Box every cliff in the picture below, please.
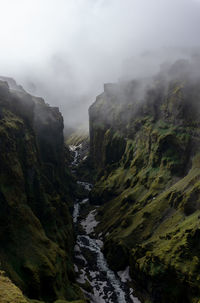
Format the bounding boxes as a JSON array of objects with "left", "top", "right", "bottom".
[
  {"left": 0, "top": 79, "right": 83, "bottom": 302},
  {"left": 89, "top": 59, "right": 200, "bottom": 303}
]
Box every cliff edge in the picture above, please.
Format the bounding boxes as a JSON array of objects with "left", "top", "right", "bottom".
[
  {"left": 0, "top": 79, "right": 83, "bottom": 302},
  {"left": 89, "top": 59, "right": 200, "bottom": 303}
]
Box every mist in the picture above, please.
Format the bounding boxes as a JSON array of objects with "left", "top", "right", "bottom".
[{"left": 1, "top": 0, "right": 200, "bottom": 128}]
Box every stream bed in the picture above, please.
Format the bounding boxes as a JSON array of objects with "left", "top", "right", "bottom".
[{"left": 70, "top": 145, "right": 141, "bottom": 303}]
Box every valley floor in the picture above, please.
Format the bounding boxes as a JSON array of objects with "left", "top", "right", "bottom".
[{"left": 71, "top": 145, "right": 142, "bottom": 303}]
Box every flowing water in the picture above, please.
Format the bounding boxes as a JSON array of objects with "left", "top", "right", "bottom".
[{"left": 70, "top": 145, "right": 141, "bottom": 303}]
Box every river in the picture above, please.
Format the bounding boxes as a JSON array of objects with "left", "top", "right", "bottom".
[{"left": 70, "top": 144, "right": 141, "bottom": 303}]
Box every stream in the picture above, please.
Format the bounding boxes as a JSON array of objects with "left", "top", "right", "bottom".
[{"left": 70, "top": 144, "right": 141, "bottom": 303}]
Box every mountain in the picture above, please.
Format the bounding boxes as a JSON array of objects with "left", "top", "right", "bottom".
[
  {"left": 0, "top": 79, "right": 84, "bottom": 302},
  {"left": 89, "top": 59, "right": 200, "bottom": 303}
]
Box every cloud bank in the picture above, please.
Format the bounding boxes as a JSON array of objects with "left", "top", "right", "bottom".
[{"left": 0, "top": 0, "right": 200, "bottom": 127}]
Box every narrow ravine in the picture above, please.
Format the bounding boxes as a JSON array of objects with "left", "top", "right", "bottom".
[{"left": 70, "top": 144, "right": 141, "bottom": 303}]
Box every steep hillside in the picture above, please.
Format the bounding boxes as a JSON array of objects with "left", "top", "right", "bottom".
[
  {"left": 65, "top": 126, "right": 89, "bottom": 147},
  {"left": 89, "top": 60, "right": 200, "bottom": 303},
  {"left": 0, "top": 79, "right": 84, "bottom": 302}
]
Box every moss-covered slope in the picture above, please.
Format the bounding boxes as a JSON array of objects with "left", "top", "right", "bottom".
[
  {"left": 89, "top": 61, "right": 200, "bottom": 303},
  {"left": 0, "top": 80, "right": 83, "bottom": 302},
  {"left": 0, "top": 270, "right": 29, "bottom": 303}
]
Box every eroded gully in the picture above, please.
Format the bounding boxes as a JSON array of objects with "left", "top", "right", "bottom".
[{"left": 70, "top": 144, "right": 141, "bottom": 303}]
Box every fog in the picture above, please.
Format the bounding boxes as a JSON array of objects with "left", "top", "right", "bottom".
[{"left": 0, "top": 0, "right": 200, "bottom": 128}]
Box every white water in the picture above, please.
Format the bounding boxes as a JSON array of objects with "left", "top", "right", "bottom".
[
  {"left": 117, "top": 267, "right": 132, "bottom": 283},
  {"left": 81, "top": 209, "right": 99, "bottom": 234},
  {"left": 71, "top": 145, "right": 141, "bottom": 303},
  {"left": 77, "top": 235, "right": 127, "bottom": 303},
  {"left": 73, "top": 198, "right": 89, "bottom": 223},
  {"left": 69, "top": 144, "right": 82, "bottom": 166},
  {"left": 73, "top": 201, "right": 80, "bottom": 223},
  {"left": 73, "top": 189, "right": 141, "bottom": 303},
  {"left": 77, "top": 181, "right": 93, "bottom": 191}
]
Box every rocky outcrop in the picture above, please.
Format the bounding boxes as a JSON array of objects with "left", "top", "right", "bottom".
[
  {"left": 0, "top": 80, "right": 83, "bottom": 302},
  {"left": 89, "top": 59, "right": 200, "bottom": 303}
]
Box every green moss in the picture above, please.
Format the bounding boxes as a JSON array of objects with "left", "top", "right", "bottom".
[
  {"left": 0, "top": 83, "right": 83, "bottom": 302},
  {"left": 65, "top": 128, "right": 89, "bottom": 146},
  {"left": 89, "top": 78, "right": 200, "bottom": 302},
  {"left": 0, "top": 271, "right": 29, "bottom": 303}
]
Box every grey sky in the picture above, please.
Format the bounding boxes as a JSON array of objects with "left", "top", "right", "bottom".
[{"left": 0, "top": 0, "right": 200, "bottom": 127}]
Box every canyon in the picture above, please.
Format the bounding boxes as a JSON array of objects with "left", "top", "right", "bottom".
[{"left": 0, "top": 59, "right": 200, "bottom": 303}]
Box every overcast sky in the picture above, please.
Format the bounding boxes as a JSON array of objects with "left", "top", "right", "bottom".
[{"left": 0, "top": 0, "right": 200, "bottom": 127}]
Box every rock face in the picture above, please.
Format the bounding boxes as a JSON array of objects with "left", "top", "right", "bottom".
[
  {"left": 0, "top": 80, "right": 81, "bottom": 302},
  {"left": 89, "top": 59, "right": 200, "bottom": 303}
]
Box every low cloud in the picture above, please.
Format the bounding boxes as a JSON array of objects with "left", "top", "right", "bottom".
[{"left": 0, "top": 0, "right": 200, "bottom": 127}]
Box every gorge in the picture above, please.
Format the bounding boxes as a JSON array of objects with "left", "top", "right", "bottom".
[{"left": 0, "top": 57, "right": 200, "bottom": 303}]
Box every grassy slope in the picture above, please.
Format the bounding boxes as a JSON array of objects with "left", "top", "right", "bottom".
[
  {"left": 65, "top": 127, "right": 89, "bottom": 146},
  {"left": 89, "top": 79, "right": 200, "bottom": 303},
  {"left": 0, "top": 270, "right": 85, "bottom": 303},
  {"left": 0, "top": 81, "right": 86, "bottom": 303},
  {"left": 0, "top": 271, "right": 29, "bottom": 303}
]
